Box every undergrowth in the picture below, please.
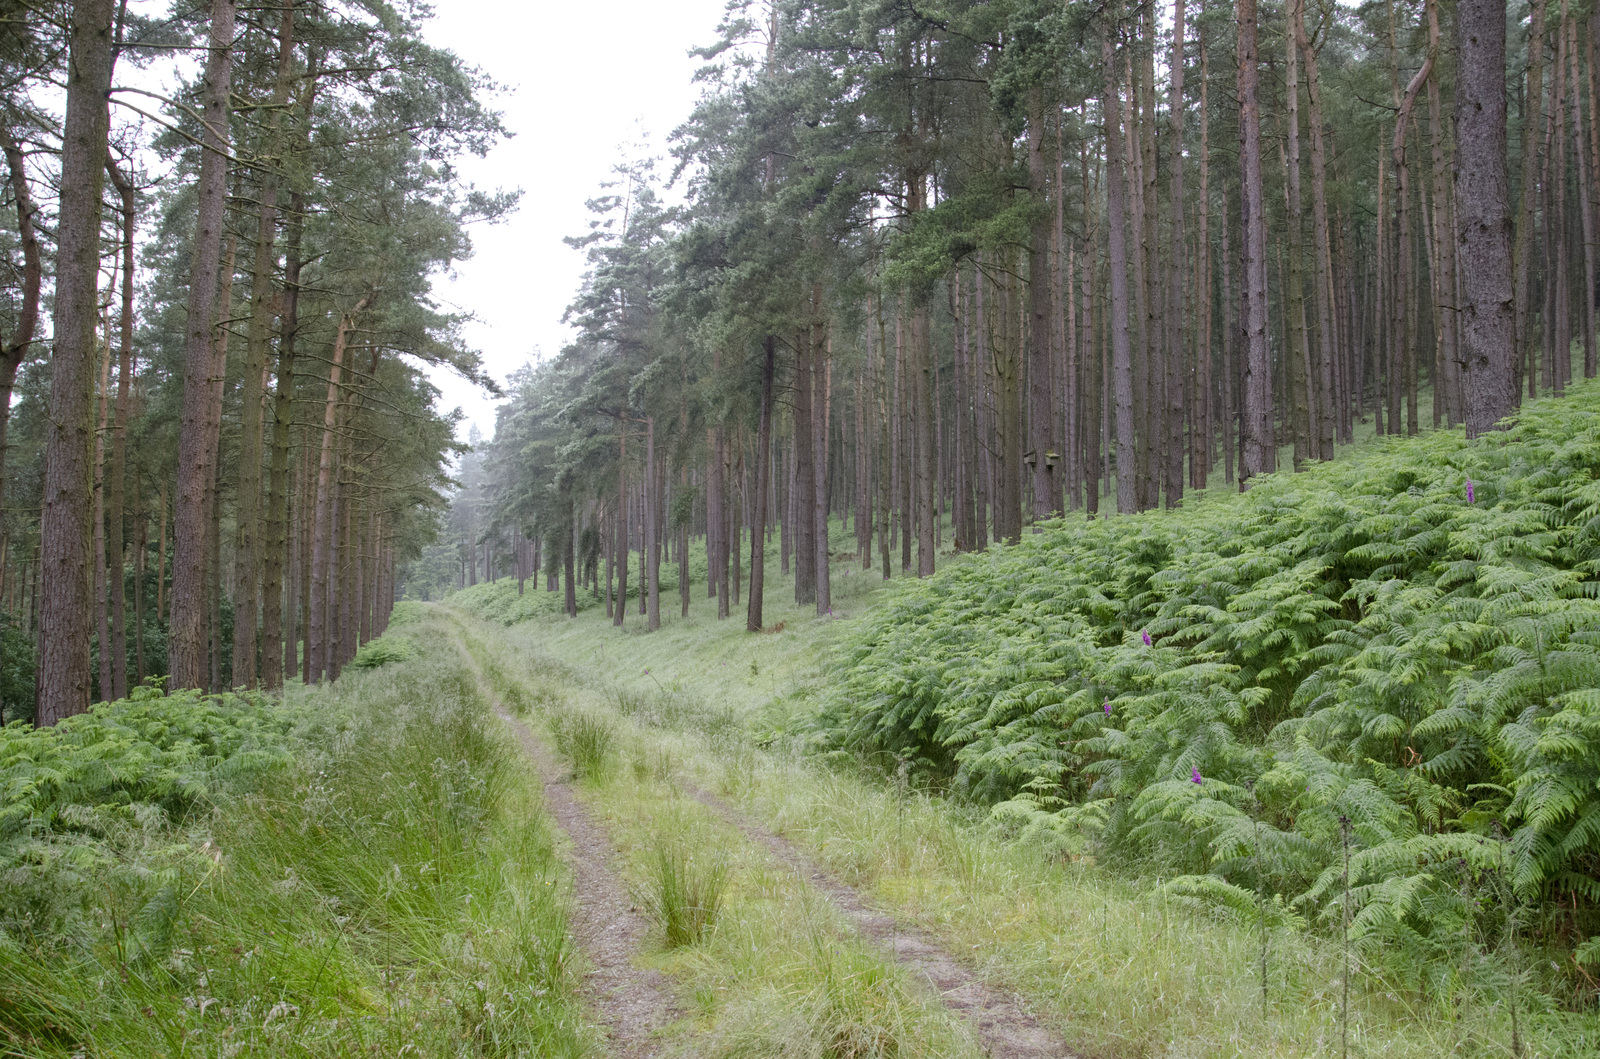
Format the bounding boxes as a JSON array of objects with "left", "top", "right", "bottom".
[
  {"left": 0, "top": 608, "right": 589, "bottom": 1057},
  {"left": 814, "top": 381, "right": 1600, "bottom": 1005}
]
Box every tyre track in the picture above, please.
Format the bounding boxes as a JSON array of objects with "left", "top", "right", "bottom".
[
  {"left": 454, "top": 634, "right": 680, "bottom": 1059},
  {"left": 680, "top": 782, "right": 1074, "bottom": 1059}
]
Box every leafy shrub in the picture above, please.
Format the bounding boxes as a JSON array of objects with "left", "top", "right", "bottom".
[
  {"left": 348, "top": 634, "right": 414, "bottom": 670},
  {"left": 813, "top": 383, "right": 1600, "bottom": 976}
]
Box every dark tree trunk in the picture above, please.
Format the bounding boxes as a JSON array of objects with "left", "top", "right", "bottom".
[
  {"left": 1238, "top": 0, "right": 1275, "bottom": 484},
  {"left": 1027, "top": 90, "right": 1058, "bottom": 521},
  {"left": 0, "top": 125, "right": 42, "bottom": 512},
  {"left": 169, "top": 0, "right": 236, "bottom": 690},
  {"left": 106, "top": 162, "right": 135, "bottom": 700},
  {"left": 37, "top": 0, "right": 116, "bottom": 725},
  {"left": 747, "top": 337, "right": 775, "bottom": 632},
  {"left": 1164, "top": 0, "right": 1187, "bottom": 506},
  {"left": 261, "top": 190, "right": 304, "bottom": 691},
  {"left": 1458, "top": 0, "right": 1518, "bottom": 435},
  {"left": 1103, "top": 30, "right": 1137, "bottom": 514},
  {"left": 232, "top": 0, "right": 295, "bottom": 688}
]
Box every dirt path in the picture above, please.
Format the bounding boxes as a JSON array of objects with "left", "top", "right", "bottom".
[
  {"left": 453, "top": 615, "right": 1074, "bottom": 1058},
  {"left": 453, "top": 635, "right": 680, "bottom": 1058},
  {"left": 681, "top": 783, "right": 1074, "bottom": 1059},
  {"left": 500, "top": 712, "right": 683, "bottom": 1059}
]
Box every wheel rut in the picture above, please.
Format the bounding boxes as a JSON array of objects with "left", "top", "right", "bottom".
[
  {"left": 454, "top": 636, "right": 680, "bottom": 1059},
  {"left": 453, "top": 617, "right": 1075, "bottom": 1058},
  {"left": 680, "top": 783, "right": 1075, "bottom": 1059}
]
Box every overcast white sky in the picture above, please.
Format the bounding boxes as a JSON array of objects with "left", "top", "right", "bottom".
[{"left": 420, "top": 0, "right": 730, "bottom": 441}]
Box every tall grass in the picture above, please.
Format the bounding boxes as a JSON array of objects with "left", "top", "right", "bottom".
[
  {"left": 645, "top": 834, "right": 729, "bottom": 947},
  {"left": 0, "top": 610, "right": 590, "bottom": 1057},
  {"left": 454, "top": 591, "right": 1600, "bottom": 1058}
]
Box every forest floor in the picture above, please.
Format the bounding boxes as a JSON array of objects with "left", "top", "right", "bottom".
[{"left": 439, "top": 536, "right": 1598, "bottom": 1058}]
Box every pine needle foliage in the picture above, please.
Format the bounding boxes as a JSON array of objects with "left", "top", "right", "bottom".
[{"left": 814, "top": 384, "right": 1600, "bottom": 986}]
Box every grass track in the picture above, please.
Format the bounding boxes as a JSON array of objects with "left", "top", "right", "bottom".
[
  {"left": 1, "top": 606, "right": 593, "bottom": 1058},
  {"left": 449, "top": 566, "right": 1600, "bottom": 1058}
]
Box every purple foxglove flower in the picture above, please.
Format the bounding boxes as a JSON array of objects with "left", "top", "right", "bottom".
[
  {"left": 1191, "top": 766, "right": 1203, "bottom": 785},
  {"left": 1141, "top": 629, "right": 1152, "bottom": 647},
  {"left": 1466, "top": 479, "right": 1475, "bottom": 504},
  {"left": 1103, "top": 698, "right": 1112, "bottom": 716}
]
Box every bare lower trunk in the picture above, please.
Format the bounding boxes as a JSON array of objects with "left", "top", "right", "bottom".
[
  {"left": 308, "top": 299, "right": 368, "bottom": 682},
  {"left": 1103, "top": 30, "right": 1137, "bottom": 513},
  {"left": 1238, "top": 0, "right": 1274, "bottom": 484},
  {"left": 37, "top": 0, "right": 116, "bottom": 724},
  {"left": 106, "top": 165, "right": 135, "bottom": 700},
  {"left": 232, "top": 2, "right": 295, "bottom": 689},
  {"left": 261, "top": 189, "right": 304, "bottom": 691},
  {"left": 168, "top": 0, "right": 237, "bottom": 690},
  {"left": 1164, "top": 0, "right": 1187, "bottom": 506},
  {"left": 747, "top": 338, "right": 775, "bottom": 632},
  {"left": 1458, "top": 0, "right": 1518, "bottom": 434}
]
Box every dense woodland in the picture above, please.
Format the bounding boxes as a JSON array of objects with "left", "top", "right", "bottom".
[
  {"left": 461, "top": 0, "right": 1540, "bottom": 636},
  {"left": 447, "top": 0, "right": 1600, "bottom": 996},
  {"left": 0, "top": 0, "right": 505, "bottom": 723},
  {"left": 4, "top": 0, "right": 1600, "bottom": 1038}
]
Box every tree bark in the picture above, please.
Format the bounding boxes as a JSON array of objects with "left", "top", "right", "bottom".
[
  {"left": 106, "top": 162, "right": 135, "bottom": 700},
  {"left": 746, "top": 337, "right": 775, "bottom": 632},
  {"left": 1296, "top": 0, "right": 1339, "bottom": 459},
  {"left": 37, "top": 0, "right": 116, "bottom": 725},
  {"left": 1237, "top": 0, "right": 1274, "bottom": 485},
  {"left": 308, "top": 298, "right": 368, "bottom": 681},
  {"left": 1103, "top": 29, "right": 1137, "bottom": 514},
  {"left": 815, "top": 322, "right": 837, "bottom": 605},
  {"left": 1283, "top": 12, "right": 1311, "bottom": 470},
  {"left": 1164, "top": 0, "right": 1187, "bottom": 506},
  {"left": 1458, "top": 0, "right": 1518, "bottom": 435},
  {"left": 169, "top": 0, "right": 237, "bottom": 690},
  {"left": 1515, "top": 0, "right": 1550, "bottom": 399},
  {"left": 0, "top": 125, "right": 42, "bottom": 509},
  {"left": 1027, "top": 89, "right": 1058, "bottom": 520},
  {"left": 261, "top": 187, "right": 304, "bottom": 691},
  {"left": 232, "top": 0, "right": 295, "bottom": 688}
]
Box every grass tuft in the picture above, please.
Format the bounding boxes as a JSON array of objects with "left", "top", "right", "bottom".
[
  {"left": 549, "top": 709, "right": 616, "bottom": 779},
  {"left": 646, "top": 835, "right": 729, "bottom": 948}
]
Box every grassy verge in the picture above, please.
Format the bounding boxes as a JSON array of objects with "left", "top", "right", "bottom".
[
  {"left": 452, "top": 614, "right": 985, "bottom": 1059},
  {"left": 1, "top": 605, "right": 590, "bottom": 1058},
  {"left": 450, "top": 567, "right": 1600, "bottom": 1057}
]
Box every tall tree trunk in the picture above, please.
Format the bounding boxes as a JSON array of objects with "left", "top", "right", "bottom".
[
  {"left": 1027, "top": 90, "right": 1058, "bottom": 520},
  {"left": 794, "top": 317, "right": 817, "bottom": 603},
  {"left": 1516, "top": 0, "right": 1550, "bottom": 399},
  {"left": 232, "top": 0, "right": 295, "bottom": 688},
  {"left": 1104, "top": 30, "right": 1137, "bottom": 514},
  {"left": 106, "top": 162, "right": 135, "bottom": 700},
  {"left": 1458, "top": 0, "right": 1518, "bottom": 435},
  {"left": 1284, "top": 14, "right": 1311, "bottom": 470},
  {"left": 169, "top": 0, "right": 237, "bottom": 690},
  {"left": 37, "top": 0, "right": 116, "bottom": 725},
  {"left": 1164, "top": 0, "right": 1187, "bottom": 506},
  {"left": 615, "top": 424, "right": 628, "bottom": 626},
  {"left": 1237, "top": 0, "right": 1275, "bottom": 484},
  {"left": 815, "top": 322, "right": 836, "bottom": 606},
  {"left": 0, "top": 126, "right": 42, "bottom": 514},
  {"left": 1564, "top": 2, "right": 1598, "bottom": 383},
  {"left": 261, "top": 187, "right": 304, "bottom": 691},
  {"left": 307, "top": 298, "right": 368, "bottom": 682},
  {"left": 645, "top": 416, "right": 660, "bottom": 630},
  {"left": 1296, "top": 0, "right": 1339, "bottom": 459},
  {"left": 747, "top": 337, "right": 775, "bottom": 632},
  {"left": 1395, "top": 54, "right": 1433, "bottom": 436},
  {"left": 94, "top": 313, "right": 111, "bottom": 700},
  {"left": 913, "top": 301, "right": 936, "bottom": 574}
]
